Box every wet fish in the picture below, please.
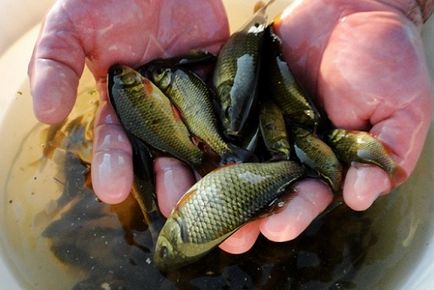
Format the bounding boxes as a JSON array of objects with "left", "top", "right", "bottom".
[
  {"left": 259, "top": 100, "right": 291, "bottom": 160},
  {"left": 212, "top": 5, "right": 271, "bottom": 138},
  {"left": 129, "top": 136, "right": 165, "bottom": 242},
  {"left": 264, "top": 26, "right": 319, "bottom": 127},
  {"left": 327, "top": 129, "right": 400, "bottom": 176},
  {"left": 292, "top": 127, "right": 343, "bottom": 193},
  {"left": 139, "top": 50, "right": 216, "bottom": 74},
  {"left": 154, "top": 160, "right": 304, "bottom": 270},
  {"left": 148, "top": 66, "right": 237, "bottom": 161},
  {"left": 108, "top": 64, "right": 203, "bottom": 167}
]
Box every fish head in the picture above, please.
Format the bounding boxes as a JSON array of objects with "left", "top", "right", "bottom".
[
  {"left": 107, "top": 64, "right": 147, "bottom": 114},
  {"left": 154, "top": 215, "right": 186, "bottom": 271},
  {"left": 327, "top": 129, "right": 346, "bottom": 144},
  {"left": 148, "top": 65, "right": 173, "bottom": 91},
  {"left": 108, "top": 64, "right": 143, "bottom": 88}
]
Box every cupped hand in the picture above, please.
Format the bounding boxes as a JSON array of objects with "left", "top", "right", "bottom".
[
  {"left": 157, "top": 0, "right": 433, "bottom": 254},
  {"left": 28, "top": 0, "right": 229, "bottom": 203},
  {"left": 30, "top": 0, "right": 433, "bottom": 256}
]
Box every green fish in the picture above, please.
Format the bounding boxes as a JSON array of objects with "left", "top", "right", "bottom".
[
  {"left": 148, "top": 66, "right": 236, "bottom": 160},
  {"left": 292, "top": 127, "right": 343, "bottom": 193},
  {"left": 154, "top": 160, "right": 304, "bottom": 270},
  {"left": 264, "top": 26, "right": 319, "bottom": 127},
  {"left": 259, "top": 100, "right": 291, "bottom": 160},
  {"left": 212, "top": 7, "right": 270, "bottom": 139},
  {"left": 108, "top": 64, "right": 203, "bottom": 167},
  {"left": 129, "top": 136, "right": 164, "bottom": 242},
  {"left": 327, "top": 129, "right": 401, "bottom": 178},
  {"left": 138, "top": 50, "right": 216, "bottom": 73}
]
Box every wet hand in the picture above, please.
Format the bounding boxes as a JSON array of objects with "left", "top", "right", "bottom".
[
  {"left": 28, "top": 0, "right": 229, "bottom": 203},
  {"left": 158, "top": 0, "right": 433, "bottom": 254}
]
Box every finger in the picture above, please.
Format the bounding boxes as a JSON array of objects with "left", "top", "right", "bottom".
[
  {"left": 260, "top": 179, "right": 333, "bottom": 242},
  {"left": 319, "top": 11, "right": 433, "bottom": 209},
  {"left": 218, "top": 221, "right": 261, "bottom": 254},
  {"left": 343, "top": 165, "right": 391, "bottom": 211},
  {"left": 91, "top": 101, "right": 133, "bottom": 204},
  {"left": 154, "top": 157, "right": 195, "bottom": 217},
  {"left": 28, "top": 3, "right": 85, "bottom": 124}
]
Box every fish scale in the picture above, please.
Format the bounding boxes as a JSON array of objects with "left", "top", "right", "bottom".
[
  {"left": 152, "top": 68, "right": 231, "bottom": 156},
  {"left": 175, "top": 161, "right": 304, "bottom": 244},
  {"left": 265, "top": 27, "right": 318, "bottom": 127},
  {"left": 327, "top": 129, "right": 398, "bottom": 175},
  {"left": 213, "top": 16, "right": 266, "bottom": 137},
  {"left": 108, "top": 65, "right": 203, "bottom": 167}
]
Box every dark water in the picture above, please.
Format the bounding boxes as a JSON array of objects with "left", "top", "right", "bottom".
[
  {"left": 3, "top": 72, "right": 432, "bottom": 290},
  {"left": 42, "top": 148, "right": 375, "bottom": 290}
]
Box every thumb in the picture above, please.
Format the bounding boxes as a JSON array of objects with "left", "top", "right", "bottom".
[{"left": 28, "top": 2, "right": 85, "bottom": 124}]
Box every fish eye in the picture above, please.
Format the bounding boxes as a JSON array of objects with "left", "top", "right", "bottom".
[
  {"left": 225, "top": 106, "right": 232, "bottom": 116},
  {"left": 159, "top": 245, "right": 169, "bottom": 259},
  {"left": 123, "top": 73, "right": 137, "bottom": 85}
]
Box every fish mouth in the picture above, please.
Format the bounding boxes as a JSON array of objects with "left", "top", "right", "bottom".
[{"left": 108, "top": 64, "right": 124, "bottom": 77}]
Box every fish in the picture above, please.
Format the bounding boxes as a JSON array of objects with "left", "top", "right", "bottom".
[
  {"left": 138, "top": 50, "right": 216, "bottom": 74},
  {"left": 108, "top": 64, "right": 203, "bottom": 167},
  {"left": 148, "top": 65, "right": 246, "bottom": 163},
  {"left": 212, "top": 3, "right": 272, "bottom": 139},
  {"left": 264, "top": 26, "right": 319, "bottom": 127},
  {"left": 154, "top": 160, "right": 305, "bottom": 270},
  {"left": 291, "top": 127, "right": 343, "bottom": 193},
  {"left": 129, "top": 136, "right": 165, "bottom": 242},
  {"left": 326, "top": 129, "right": 402, "bottom": 179},
  {"left": 259, "top": 100, "right": 291, "bottom": 160}
]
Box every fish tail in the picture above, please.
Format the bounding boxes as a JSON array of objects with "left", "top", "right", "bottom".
[{"left": 389, "top": 164, "right": 407, "bottom": 186}]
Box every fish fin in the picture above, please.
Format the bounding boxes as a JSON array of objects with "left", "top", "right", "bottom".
[
  {"left": 316, "top": 197, "right": 345, "bottom": 221},
  {"left": 175, "top": 187, "right": 198, "bottom": 209},
  {"left": 142, "top": 78, "right": 155, "bottom": 95},
  {"left": 191, "top": 135, "right": 203, "bottom": 147},
  {"left": 390, "top": 165, "right": 407, "bottom": 186},
  {"left": 257, "top": 189, "right": 296, "bottom": 218},
  {"left": 194, "top": 158, "right": 220, "bottom": 177},
  {"left": 220, "top": 144, "right": 258, "bottom": 164},
  {"left": 171, "top": 104, "right": 184, "bottom": 123},
  {"left": 138, "top": 51, "right": 216, "bottom": 74}
]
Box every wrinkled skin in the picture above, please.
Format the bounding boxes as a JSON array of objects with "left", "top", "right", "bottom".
[
  {"left": 29, "top": 0, "right": 433, "bottom": 255},
  {"left": 28, "top": 0, "right": 228, "bottom": 203}
]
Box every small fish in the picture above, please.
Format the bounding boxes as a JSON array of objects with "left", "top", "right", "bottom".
[
  {"left": 138, "top": 50, "right": 216, "bottom": 74},
  {"left": 264, "top": 26, "right": 319, "bottom": 127},
  {"left": 129, "top": 136, "right": 164, "bottom": 242},
  {"left": 259, "top": 100, "right": 291, "bottom": 160},
  {"left": 212, "top": 4, "right": 272, "bottom": 138},
  {"left": 327, "top": 129, "right": 401, "bottom": 178},
  {"left": 292, "top": 127, "right": 343, "bottom": 193},
  {"left": 154, "top": 160, "right": 304, "bottom": 270},
  {"left": 148, "top": 66, "right": 243, "bottom": 162},
  {"left": 108, "top": 64, "right": 203, "bottom": 167}
]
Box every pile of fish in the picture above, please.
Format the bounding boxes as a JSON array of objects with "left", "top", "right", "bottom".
[{"left": 107, "top": 6, "right": 400, "bottom": 271}]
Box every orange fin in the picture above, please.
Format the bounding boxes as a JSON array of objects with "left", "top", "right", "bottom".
[
  {"left": 143, "top": 79, "right": 154, "bottom": 95},
  {"left": 171, "top": 105, "right": 183, "bottom": 123}
]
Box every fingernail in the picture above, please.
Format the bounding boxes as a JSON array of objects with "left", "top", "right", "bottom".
[
  {"left": 155, "top": 157, "right": 195, "bottom": 217},
  {"left": 343, "top": 166, "right": 391, "bottom": 211},
  {"left": 92, "top": 151, "right": 133, "bottom": 204}
]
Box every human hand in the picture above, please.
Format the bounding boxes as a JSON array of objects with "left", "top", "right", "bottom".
[
  {"left": 157, "top": 0, "right": 433, "bottom": 254},
  {"left": 28, "top": 0, "right": 229, "bottom": 204}
]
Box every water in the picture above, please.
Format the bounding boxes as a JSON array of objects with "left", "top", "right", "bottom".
[
  {"left": 0, "top": 67, "right": 433, "bottom": 290},
  {"left": 1, "top": 1, "right": 434, "bottom": 289}
]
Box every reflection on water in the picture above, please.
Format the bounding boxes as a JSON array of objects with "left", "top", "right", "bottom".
[{"left": 2, "top": 68, "right": 433, "bottom": 290}]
